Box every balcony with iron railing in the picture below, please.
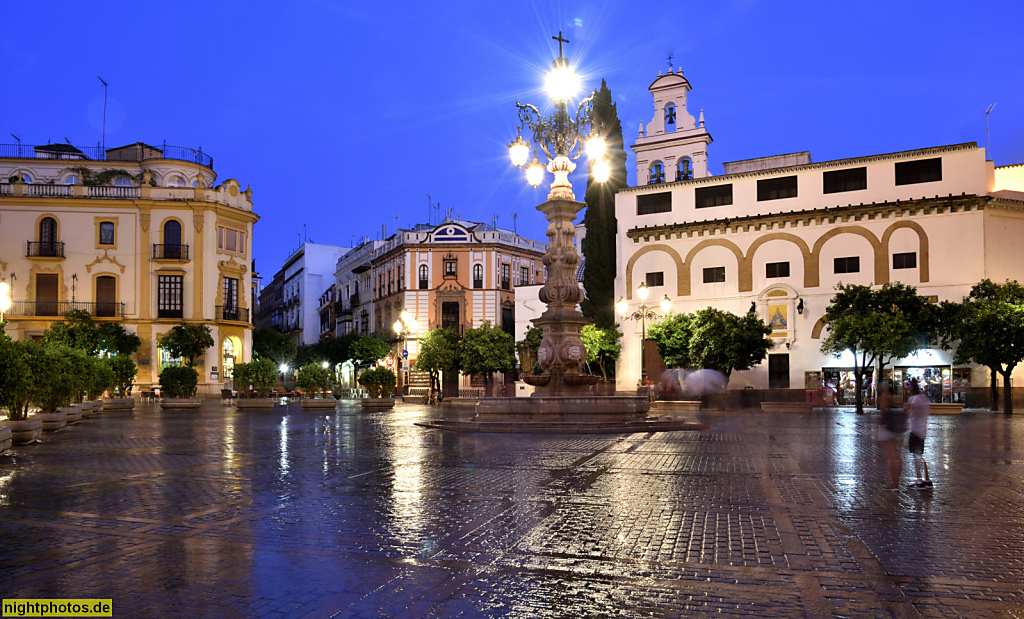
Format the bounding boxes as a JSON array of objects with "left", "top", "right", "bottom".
[
  {"left": 153, "top": 244, "right": 189, "bottom": 260},
  {"left": 26, "top": 241, "right": 65, "bottom": 258},
  {"left": 5, "top": 300, "right": 125, "bottom": 318},
  {"left": 216, "top": 305, "right": 249, "bottom": 323},
  {"left": 0, "top": 142, "right": 213, "bottom": 169}
]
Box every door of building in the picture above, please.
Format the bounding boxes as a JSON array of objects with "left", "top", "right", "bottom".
[
  {"left": 36, "top": 273, "right": 58, "bottom": 316},
  {"left": 768, "top": 354, "right": 790, "bottom": 389}
]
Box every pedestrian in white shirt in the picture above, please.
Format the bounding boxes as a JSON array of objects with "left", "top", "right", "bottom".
[{"left": 907, "top": 379, "right": 933, "bottom": 490}]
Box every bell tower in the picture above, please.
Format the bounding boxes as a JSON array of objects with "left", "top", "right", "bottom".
[{"left": 631, "top": 68, "right": 713, "bottom": 185}]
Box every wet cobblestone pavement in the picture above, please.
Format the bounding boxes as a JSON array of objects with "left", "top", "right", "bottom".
[{"left": 1, "top": 401, "right": 1023, "bottom": 617}]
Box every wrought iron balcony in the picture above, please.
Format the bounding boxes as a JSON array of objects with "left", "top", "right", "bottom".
[
  {"left": 5, "top": 300, "right": 125, "bottom": 318},
  {"left": 216, "top": 305, "right": 249, "bottom": 322},
  {"left": 26, "top": 241, "right": 65, "bottom": 258},
  {"left": 153, "top": 244, "right": 189, "bottom": 260}
]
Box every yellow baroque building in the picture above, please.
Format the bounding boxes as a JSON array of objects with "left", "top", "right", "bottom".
[{"left": 0, "top": 141, "right": 257, "bottom": 395}]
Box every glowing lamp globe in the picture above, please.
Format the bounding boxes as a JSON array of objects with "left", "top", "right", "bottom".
[
  {"left": 393, "top": 320, "right": 403, "bottom": 334},
  {"left": 508, "top": 135, "right": 530, "bottom": 168},
  {"left": 615, "top": 297, "right": 627, "bottom": 317},
  {"left": 545, "top": 61, "right": 579, "bottom": 103},
  {"left": 586, "top": 136, "right": 606, "bottom": 160},
  {"left": 593, "top": 159, "right": 611, "bottom": 183},
  {"left": 526, "top": 158, "right": 545, "bottom": 187},
  {"left": 660, "top": 295, "right": 672, "bottom": 314},
  {"left": 637, "top": 283, "right": 649, "bottom": 301}
]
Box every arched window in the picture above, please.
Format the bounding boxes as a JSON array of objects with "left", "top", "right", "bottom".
[
  {"left": 64, "top": 175, "right": 79, "bottom": 185},
  {"left": 473, "top": 264, "right": 483, "bottom": 288},
  {"left": 649, "top": 162, "right": 665, "bottom": 184},
  {"left": 20, "top": 173, "right": 34, "bottom": 184},
  {"left": 418, "top": 264, "right": 429, "bottom": 289},
  {"left": 163, "top": 220, "right": 182, "bottom": 259},
  {"left": 114, "top": 176, "right": 132, "bottom": 186},
  {"left": 665, "top": 104, "right": 677, "bottom": 132},
  {"left": 167, "top": 175, "right": 185, "bottom": 187},
  {"left": 677, "top": 158, "right": 693, "bottom": 181},
  {"left": 37, "top": 216, "right": 59, "bottom": 257}
]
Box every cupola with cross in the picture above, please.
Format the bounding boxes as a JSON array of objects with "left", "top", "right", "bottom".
[{"left": 632, "top": 64, "right": 713, "bottom": 186}]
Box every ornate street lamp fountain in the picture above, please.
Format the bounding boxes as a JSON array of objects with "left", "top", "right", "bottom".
[{"left": 419, "top": 34, "right": 698, "bottom": 432}]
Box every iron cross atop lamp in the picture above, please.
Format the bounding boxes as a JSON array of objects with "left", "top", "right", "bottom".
[{"left": 616, "top": 283, "right": 672, "bottom": 386}]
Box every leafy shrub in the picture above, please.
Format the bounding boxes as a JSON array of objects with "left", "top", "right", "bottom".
[
  {"left": 109, "top": 354, "right": 137, "bottom": 397},
  {"left": 0, "top": 336, "right": 31, "bottom": 420},
  {"left": 160, "top": 366, "right": 199, "bottom": 398},
  {"left": 296, "top": 363, "right": 333, "bottom": 398},
  {"left": 86, "top": 357, "right": 116, "bottom": 400},
  {"left": 26, "top": 341, "right": 79, "bottom": 413},
  {"left": 232, "top": 359, "right": 279, "bottom": 398},
  {"left": 358, "top": 366, "right": 396, "bottom": 398}
]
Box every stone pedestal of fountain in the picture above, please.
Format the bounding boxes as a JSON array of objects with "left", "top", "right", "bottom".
[{"left": 418, "top": 190, "right": 701, "bottom": 434}]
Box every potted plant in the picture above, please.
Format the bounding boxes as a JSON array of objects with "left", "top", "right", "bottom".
[
  {"left": 297, "top": 363, "right": 337, "bottom": 409},
  {"left": 83, "top": 356, "right": 114, "bottom": 417},
  {"left": 159, "top": 365, "right": 201, "bottom": 409},
  {"left": 233, "top": 359, "right": 278, "bottom": 410},
  {"left": 57, "top": 347, "right": 92, "bottom": 424},
  {"left": 26, "top": 341, "right": 78, "bottom": 432},
  {"left": 358, "top": 366, "right": 397, "bottom": 409},
  {"left": 0, "top": 334, "right": 41, "bottom": 446},
  {"left": 103, "top": 354, "right": 138, "bottom": 410}
]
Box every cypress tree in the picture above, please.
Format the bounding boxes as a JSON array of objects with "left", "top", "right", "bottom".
[{"left": 580, "top": 79, "right": 626, "bottom": 329}]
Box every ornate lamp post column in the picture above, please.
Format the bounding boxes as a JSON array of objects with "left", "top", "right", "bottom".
[
  {"left": 508, "top": 32, "right": 609, "bottom": 395},
  {"left": 616, "top": 283, "right": 672, "bottom": 388}
]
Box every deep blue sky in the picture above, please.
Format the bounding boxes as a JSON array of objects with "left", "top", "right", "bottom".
[{"left": 4, "top": 1, "right": 1022, "bottom": 281}]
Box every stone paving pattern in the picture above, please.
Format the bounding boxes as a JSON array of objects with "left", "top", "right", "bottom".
[{"left": 1, "top": 401, "right": 1023, "bottom": 617}]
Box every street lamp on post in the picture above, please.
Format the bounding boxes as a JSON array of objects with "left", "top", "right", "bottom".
[
  {"left": 616, "top": 283, "right": 672, "bottom": 388},
  {"left": 393, "top": 310, "right": 419, "bottom": 396}
]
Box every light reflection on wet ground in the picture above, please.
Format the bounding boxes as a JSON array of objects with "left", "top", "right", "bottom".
[{"left": 1, "top": 401, "right": 1023, "bottom": 617}]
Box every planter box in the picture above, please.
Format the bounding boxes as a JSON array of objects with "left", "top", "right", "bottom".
[
  {"left": 58, "top": 406, "right": 82, "bottom": 424},
  {"left": 82, "top": 400, "right": 103, "bottom": 417},
  {"left": 300, "top": 397, "right": 338, "bottom": 409},
  {"left": 0, "top": 427, "right": 11, "bottom": 453},
  {"left": 36, "top": 411, "right": 67, "bottom": 432},
  {"left": 103, "top": 398, "right": 136, "bottom": 411},
  {"left": 930, "top": 403, "right": 964, "bottom": 415},
  {"left": 235, "top": 398, "right": 276, "bottom": 410},
  {"left": 2, "top": 418, "right": 43, "bottom": 445},
  {"left": 160, "top": 398, "right": 202, "bottom": 410},
  {"left": 402, "top": 395, "right": 427, "bottom": 404},
  {"left": 760, "top": 402, "right": 815, "bottom": 413},
  {"left": 361, "top": 398, "right": 396, "bottom": 410},
  {"left": 652, "top": 400, "right": 702, "bottom": 413}
]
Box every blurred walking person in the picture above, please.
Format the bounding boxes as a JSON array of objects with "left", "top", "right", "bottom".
[
  {"left": 877, "top": 383, "right": 907, "bottom": 491},
  {"left": 906, "top": 379, "right": 933, "bottom": 489}
]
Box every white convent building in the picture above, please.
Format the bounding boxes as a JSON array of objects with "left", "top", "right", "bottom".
[{"left": 614, "top": 68, "right": 1024, "bottom": 405}]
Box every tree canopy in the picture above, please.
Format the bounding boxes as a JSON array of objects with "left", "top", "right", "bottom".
[
  {"left": 580, "top": 323, "right": 622, "bottom": 379},
  {"left": 252, "top": 328, "right": 297, "bottom": 365},
  {"left": 351, "top": 334, "right": 392, "bottom": 367},
  {"left": 647, "top": 308, "right": 773, "bottom": 382},
  {"left": 413, "top": 328, "right": 461, "bottom": 394},
  {"left": 819, "top": 282, "right": 934, "bottom": 414},
  {"left": 157, "top": 323, "right": 214, "bottom": 367},
  {"left": 581, "top": 79, "right": 626, "bottom": 329},
  {"left": 460, "top": 320, "right": 516, "bottom": 383},
  {"left": 938, "top": 279, "right": 1024, "bottom": 413}
]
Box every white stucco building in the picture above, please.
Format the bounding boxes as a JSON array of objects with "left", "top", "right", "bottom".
[
  {"left": 614, "top": 70, "right": 1024, "bottom": 404},
  {"left": 274, "top": 242, "right": 348, "bottom": 346}
]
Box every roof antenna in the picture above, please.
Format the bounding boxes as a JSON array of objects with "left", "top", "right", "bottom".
[
  {"left": 986, "top": 103, "right": 996, "bottom": 162},
  {"left": 97, "top": 76, "right": 108, "bottom": 151}
]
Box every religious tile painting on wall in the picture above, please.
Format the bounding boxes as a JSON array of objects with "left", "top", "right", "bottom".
[{"left": 768, "top": 304, "right": 788, "bottom": 336}]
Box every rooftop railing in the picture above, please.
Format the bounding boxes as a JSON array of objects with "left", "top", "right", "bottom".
[{"left": 0, "top": 143, "right": 213, "bottom": 169}]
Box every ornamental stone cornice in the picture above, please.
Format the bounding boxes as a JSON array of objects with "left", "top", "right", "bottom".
[
  {"left": 620, "top": 142, "right": 979, "bottom": 194},
  {"left": 627, "top": 194, "right": 990, "bottom": 243}
]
